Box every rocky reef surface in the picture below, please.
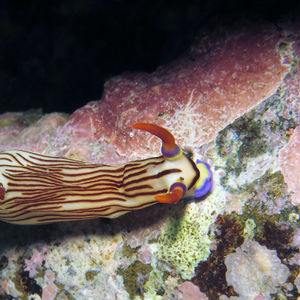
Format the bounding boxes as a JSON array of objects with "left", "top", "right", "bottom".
[{"left": 0, "top": 19, "right": 299, "bottom": 299}]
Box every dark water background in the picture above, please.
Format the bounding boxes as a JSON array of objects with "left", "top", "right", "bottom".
[{"left": 0, "top": 0, "right": 298, "bottom": 114}]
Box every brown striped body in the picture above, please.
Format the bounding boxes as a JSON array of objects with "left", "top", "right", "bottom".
[{"left": 0, "top": 150, "right": 199, "bottom": 224}]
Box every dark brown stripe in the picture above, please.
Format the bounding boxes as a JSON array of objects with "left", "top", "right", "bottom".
[
  {"left": 0, "top": 157, "right": 13, "bottom": 162},
  {"left": 124, "top": 184, "right": 152, "bottom": 192},
  {"left": 187, "top": 157, "right": 200, "bottom": 189},
  {"left": 2, "top": 152, "right": 24, "bottom": 166},
  {"left": 122, "top": 169, "right": 181, "bottom": 188}
]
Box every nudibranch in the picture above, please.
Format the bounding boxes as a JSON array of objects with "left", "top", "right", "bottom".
[{"left": 0, "top": 123, "right": 212, "bottom": 225}]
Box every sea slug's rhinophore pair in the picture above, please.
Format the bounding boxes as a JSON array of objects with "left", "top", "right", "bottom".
[{"left": 0, "top": 123, "right": 212, "bottom": 225}]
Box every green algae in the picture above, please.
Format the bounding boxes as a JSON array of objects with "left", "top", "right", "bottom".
[
  {"left": 242, "top": 218, "right": 256, "bottom": 239},
  {"left": 263, "top": 172, "right": 286, "bottom": 199},
  {"left": 0, "top": 110, "right": 42, "bottom": 129},
  {"left": 242, "top": 170, "right": 295, "bottom": 218},
  {"left": 121, "top": 243, "right": 139, "bottom": 259},
  {"left": 143, "top": 268, "right": 170, "bottom": 298},
  {"left": 232, "top": 204, "right": 292, "bottom": 242},
  {"left": 55, "top": 287, "right": 76, "bottom": 300},
  {"left": 233, "top": 117, "right": 267, "bottom": 158},
  {"left": 288, "top": 212, "right": 299, "bottom": 223},
  {"left": 226, "top": 193, "right": 297, "bottom": 248},
  {"left": 217, "top": 116, "right": 267, "bottom": 162},
  {"left": 85, "top": 270, "right": 99, "bottom": 281},
  {"left": 247, "top": 170, "right": 288, "bottom": 206},
  {"left": 216, "top": 93, "right": 299, "bottom": 194},
  {"left": 216, "top": 115, "right": 268, "bottom": 192},
  {"left": 277, "top": 36, "right": 299, "bottom": 75},
  {"left": 117, "top": 261, "right": 153, "bottom": 299},
  {"left": 157, "top": 201, "right": 219, "bottom": 280},
  {"left": 13, "top": 269, "right": 42, "bottom": 299}
]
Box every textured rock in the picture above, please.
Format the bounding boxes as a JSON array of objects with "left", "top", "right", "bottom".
[
  {"left": 0, "top": 112, "right": 68, "bottom": 152},
  {"left": 279, "top": 126, "right": 300, "bottom": 205},
  {"left": 224, "top": 240, "right": 290, "bottom": 299},
  {"left": 177, "top": 281, "right": 208, "bottom": 300}
]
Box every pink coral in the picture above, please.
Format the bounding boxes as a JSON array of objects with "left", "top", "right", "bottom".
[
  {"left": 24, "top": 248, "right": 46, "bottom": 277},
  {"left": 279, "top": 125, "right": 300, "bottom": 205},
  {"left": 42, "top": 270, "right": 58, "bottom": 300},
  {"left": 254, "top": 296, "right": 269, "bottom": 300},
  {"left": 138, "top": 246, "right": 153, "bottom": 264},
  {"left": 0, "top": 280, "right": 8, "bottom": 294},
  {"left": 58, "top": 24, "right": 288, "bottom": 163},
  {"left": 0, "top": 23, "right": 292, "bottom": 165},
  {"left": 177, "top": 281, "right": 208, "bottom": 300}
]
